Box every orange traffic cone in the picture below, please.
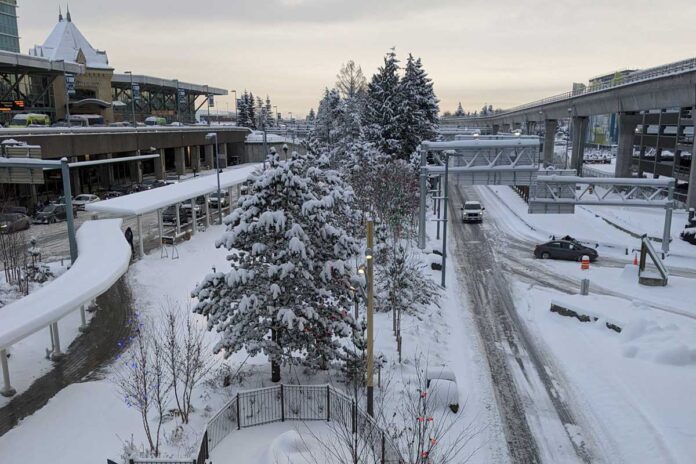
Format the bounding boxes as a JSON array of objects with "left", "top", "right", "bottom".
[{"left": 633, "top": 253, "right": 638, "bottom": 266}]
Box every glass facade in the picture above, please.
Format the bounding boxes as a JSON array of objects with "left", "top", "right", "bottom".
[{"left": 0, "top": 0, "right": 19, "bottom": 53}]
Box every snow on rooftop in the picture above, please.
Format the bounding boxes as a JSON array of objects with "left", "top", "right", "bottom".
[
  {"left": 86, "top": 163, "right": 261, "bottom": 217},
  {"left": 28, "top": 13, "right": 110, "bottom": 69},
  {"left": 0, "top": 219, "right": 130, "bottom": 351}
]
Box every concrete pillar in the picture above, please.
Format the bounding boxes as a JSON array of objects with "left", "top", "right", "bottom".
[
  {"left": 491, "top": 124, "right": 499, "bottom": 135},
  {"left": 99, "top": 154, "right": 114, "bottom": 187},
  {"left": 50, "top": 322, "right": 64, "bottom": 360},
  {"left": 175, "top": 147, "right": 186, "bottom": 176},
  {"left": 614, "top": 113, "right": 641, "bottom": 178},
  {"left": 543, "top": 120, "right": 557, "bottom": 167},
  {"left": 129, "top": 160, "right": 143, "bottom": 184},
  {"left": 204, "top": 144, "right": 214, "bottom": 169},
  {"left": 687, "top": 149, "right": 696, "bottom": 208},
  {"left": 218, "top": 143, "right": 228, "bottom": 169},
  {"left": 154, "top": 149, "right": 165, "bottom": 180},
  {"left": 570, "top": 116, "right": 589, "bottom": 174},
  {"left": 502, "top": 123, "right": 511, "bottom": 133},
  {"left": 191, "top": 145, "right": 201, "bottom": 172}
]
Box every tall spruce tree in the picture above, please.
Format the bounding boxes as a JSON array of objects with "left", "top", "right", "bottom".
[
  {"left": 192, "top": 152, "right": 359, "bottom": 381},
  {"left": 363, "top": 49, "right": 403, "bottom": 158},
  {"left": 399, "top": 54, "right": 439, "bottom": 156},
  {"left": 454, "top": 102, "right": 465, "bottom": 117}
]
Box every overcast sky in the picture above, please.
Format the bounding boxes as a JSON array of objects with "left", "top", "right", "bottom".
[{"left": 17, "top": 0, "right": 696, "bottom": 117}]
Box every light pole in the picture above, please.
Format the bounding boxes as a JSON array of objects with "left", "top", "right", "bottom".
[
  {"left": 273, "top": 105, "right": 278, "bottom": 126},
  {"left": 205, "top": 132, "right": 223, "bottom": 225},
  {"left": 124, "top": 71, "right": 137, "bottom": 127},
  {"left": 231, "top": 90, "right": 237, "bottom": 124},
  {"left": 206, "top": 85, "right": 211, "bottom": 126},
  {"left": 366, "top": 219, "right": 375, "bottom": 417},
  {"left": 56, "top": 60, "right": 71, "bottom": 127}
]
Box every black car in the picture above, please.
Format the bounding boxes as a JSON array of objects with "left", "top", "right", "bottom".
[
  {"left": 162, "top": 205, "right": 187, "bottom": 224},
  {"left": 534, "top": 239, "right": 598, "bottom": 262},
  {"left": 681, "top": 227, "right": 696, "bottom": 245},
  {"left": 33, "top": 204, "right": 75, "bottom": 224}
]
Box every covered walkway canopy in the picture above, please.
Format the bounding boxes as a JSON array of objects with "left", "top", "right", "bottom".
[
  {"left": 86, "top": 163, "right": 261, "bottom": 254},
  {"left": 0, "top": 219, "right": 131, "bottom": 396}
]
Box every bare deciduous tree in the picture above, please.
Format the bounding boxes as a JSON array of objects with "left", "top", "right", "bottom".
[
  {"left": 114, "top": 316, "right": 170, "bottom": 457},
  {"left": 162, "top": 301, "right": 216, "bottom": 423},
  {"left": 336, "top": 60, "right": 368, "bottom": 100}
]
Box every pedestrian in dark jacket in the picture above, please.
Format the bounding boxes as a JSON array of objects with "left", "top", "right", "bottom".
[{"left": 124, "top": 227, "right": 134, "bottom": 254}]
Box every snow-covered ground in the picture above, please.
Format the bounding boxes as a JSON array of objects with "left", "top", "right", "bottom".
[
  {"left": 477, "top": 183, "right": 696, "bottom": 463},
  {"left": 0, "top": 210, "right": 498, "bottom": 463}
]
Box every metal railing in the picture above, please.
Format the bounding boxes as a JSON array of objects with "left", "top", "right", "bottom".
[
  {"left": 131, "top": 384, "right": 403, "bottom": 464},
  {"left": 207, "top": 384, "right": 402, "bottom": 463},
  {"left": 443, "top": 56, "right": 696, "bottom": 120},
  {"left": 581, "top": 166, "right": 616, "bottom": 178}
]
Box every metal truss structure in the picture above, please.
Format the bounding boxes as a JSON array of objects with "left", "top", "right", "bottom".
[{"left": 529, "top": 175, "right": 675, "bottom": 253}]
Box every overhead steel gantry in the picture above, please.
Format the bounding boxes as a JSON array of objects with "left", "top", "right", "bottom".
[
  {"left": 417, "top": 137, "right": 541, "bottom": 286},
  {"left": 530, "top": 175, "right": 675, "bottom": 253}
]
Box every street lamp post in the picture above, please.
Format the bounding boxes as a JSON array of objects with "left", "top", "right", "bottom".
[
  {"left": 125, "top": 71, "right": 137, "bottom": 127},
  {"left": 205, "top": 133, "right": 223, "bottom": 225},
  {"left": 366, "top": 219, "right": 375, "bottom": 417},
  {"left": 206, "top": 85, "right": 211, "bottom": 126},
  {"left": 273, "top": 105, "right": 278, "bottom": 126},
  {"left": 56, "top": 60, "right": 71, "bottom": 127},
  {"left": 231, "top": 90, "right": 237, "bottom": 124}
]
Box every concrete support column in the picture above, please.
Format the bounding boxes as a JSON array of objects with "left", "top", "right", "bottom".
[
  {"left": 129, "top": 160, "right": 143, "bottom": 184},
  {"left": 570, "top": 116, "right": 589, "bottom": 174},
  {"left": 218, "top": 143, "right": 228, "bottom": 169},
  {"left": 191, "top": 146, "right": 201, "bottom": 172},
  {"left": 502, "top": 123, "right": 511, "bottom": 133},
  {"left": 543, "top": 119, "right": 558, "bottom": 167},
  {"left": 204, "top": 145, "right": 214, "bottom": 169},
  {"left": 174, "top": 147, "right": 186, "bottom": 176},
  {"left": 687, "top": 148, "right": 696, "bottom": 208},
  {"left": 615, "top": 113, "right": 641, "bottom": 178},
  {"left": 154, "top": 149, "right": 165, "bottom": 180},
  {"left": 491, "top": 124, "right": 499, "bottom": 135},
  {"left": 190, "top": 199, "right": 197, "bottom": 236},
  {"left": 99, "top": 154, "right": 114, "bottom": 188}
]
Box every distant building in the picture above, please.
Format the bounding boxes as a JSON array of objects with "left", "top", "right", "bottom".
[
  {"left": 0, "top": 0, "right": 20, "bottom": 53},
  {"left": 29, "top": 8, "right": 115, "bottom": 122}
]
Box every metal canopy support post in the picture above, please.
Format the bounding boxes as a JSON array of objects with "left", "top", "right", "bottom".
[
  {"left": 191, "top": 199, "right": 197, "bottom": 236},
  {"left": 79, "top": 304, "right": 88, "bottom": 332},
  {"left": 366, "top": 219, "right": 375, "bottom": 417},
  {"left": 175, "top": 203, "right": 181, "bottom": 236},
  {"left": 0, "top": 349, "right": 15, "bottom": 397},
  {"left": 204, "top": 194, "right": 210, "bottom": 227},
  {"left": 441, "top": 153, "right": 449, "bottom": 288},
  {"left": 50, "top": 322, "right": 64, "bottom": 360},
  {"left": 61, "top": 158, "right": 77, "bottom": 264},
  {"left": 136, "top": 215, "right": 144, "bottom": 257},
  {"left": 418, "top": 148, "right": 427, "bottom": 249}
]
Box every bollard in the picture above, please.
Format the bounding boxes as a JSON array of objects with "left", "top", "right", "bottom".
[{"left": 580, "top": 255, "right": 590, "bottom": 295}]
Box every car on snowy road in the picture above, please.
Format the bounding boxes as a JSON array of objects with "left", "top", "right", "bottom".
[
  {"left": 72, "top": 194, "right": 100, "bottom": 210},
  {"left": 460, "top": 201, "right": 485, "bottom": 223},
  {"left": 534, "top": 239, "right": 598, "bottom": 262}
]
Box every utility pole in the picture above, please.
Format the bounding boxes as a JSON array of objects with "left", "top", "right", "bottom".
[
  {"left": 366, "top": 219, "right": 375, "bottom": 417},
  {"left": 206, "top": 85, "right": 211, "bottom": 126}
]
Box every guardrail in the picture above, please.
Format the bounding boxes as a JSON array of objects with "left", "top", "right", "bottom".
[
  {"left": 442, "top": 56, "right": 696, "bottom": 120},
  {"left": 130, "top": 384, "right": 403, "bottom": 464}
]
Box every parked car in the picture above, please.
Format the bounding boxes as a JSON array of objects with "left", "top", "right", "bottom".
[
  {"left": 534, "top": 239, "right": 598, "bottom": 262},
  {"left": 72, "top": 194, "right": 101, "bottom": 210},
  {"left": 164, "top": 175, "right": 180, "bottom": 185},
  {"left": 181, "top": 196, "right": 206, "bottom": 217},
  {"left": 0, "top": 205, "right": 28, "bottom": 215},
  {"left": 460, "top": 201, "right": 485, "bottom": 223},
  {"left": 162, "top": 204, "right": 186, "bottom": 224},
  {"left": 33, "top": 203, "right": 75, "bottom": 224},
  {"left": 103, "top": 191, "right": 123, "bottom": 199},
  {"left": 0, "top": 213, "right": 30, "bottom": 233},
  {"left": 208, "top": 191, "right": 230, "bottom": 208}
]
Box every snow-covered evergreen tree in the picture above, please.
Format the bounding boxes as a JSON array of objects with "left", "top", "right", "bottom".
[
  {"left": 247, "top": 92, "right": 256, "bottom": 129},
  {"left": 363, "top": 49, "right": 403, "bottom": 158},
  {"left": 307, "top": 108, "right": 316, "bottom": 121},
  {"left": 236, "top": 91, "right": 252, "bottom": 128},
  {"left": 399, "top": 54, "right": 439, "bottom": 157},
  {"left": 454, "top": 102, "right": 465, "bottom": 117},
  {"left": 192, "top": 152, "right": 360, "bottom": 380}
]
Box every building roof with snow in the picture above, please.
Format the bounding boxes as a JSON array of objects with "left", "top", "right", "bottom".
[{"left": 27, "top": 8, "right": 111, "bottom": 70}]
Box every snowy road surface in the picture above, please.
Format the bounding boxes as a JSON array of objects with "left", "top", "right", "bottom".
[
  {"left": 458, "top": 183, "right": 696, "bottom": 463},
  {"left": 450, "top": 184, "right": 595, "bottom": 463}
]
